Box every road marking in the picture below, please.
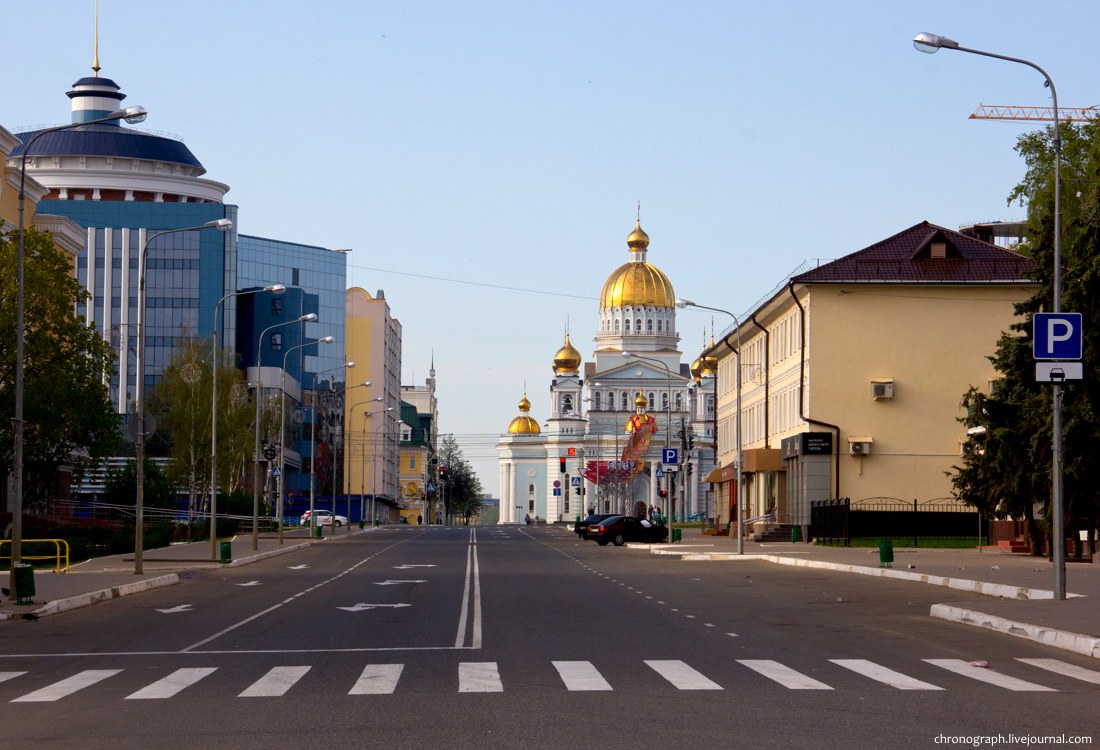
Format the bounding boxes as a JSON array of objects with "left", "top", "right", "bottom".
[
  {"left": 393, "top": 564, "right": 437, "bottom": 569},
  {"left": 553, "top": 661, "right": 613, "bottom": 691},
  {"left": 924, "top": 659, "right": 1056, "bottom": 691},
  {"left": 155, "top": 604, "right": 193, "bottom": 614},
  {"left": 738, "top": 660, "right": 833, "bottom": 690},
  {"left": 288, "top": 565, "right": 310, "bottom": 570},
  {"left": 12, "top": 669, "right": 122, "bottom": 702},
  {"left": 1016, "top": 658, "right": 1100, "bottom": 686},
  {"left": 237, "top": 581, "right": 262, "bottom": 587},
  {"left": 239, "top": 666, "right": 311, "bottom": 697},
  {"left": 0, "top": 672, "right": 26, "bottom": 684},
  {"left": 459, "top": 662, "right": 502, "bottom": 693},
  {"left": 645, "top": 660, "right": 723, "bottom": 690},
  {"left": 126, "top": 668, "right": 217, "bottom": 699},
  {"left": 349, "top": 664, "right": 404, "bottom": 695},
  {"left": 454, "top": 528, "right": 483, "bottom": 649},
  {"left": 374, "top": 580, "right": 427, "bottom": 586},
  {"left": 829, "top": 659, "right": 942, "bottom": 690},
  {"left": 337, "top": 603, "right": 411, "bottom": 612}
]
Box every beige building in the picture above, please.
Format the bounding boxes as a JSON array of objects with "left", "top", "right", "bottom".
[
  {"left": 704, "top": 221, "right": 1036, "bottom": 538},
  {"left": 344, "top": 287, "right": 403, "bottom": 521},
  {"left": 398, "top": 365, "right": 437, "bottom": 523}
]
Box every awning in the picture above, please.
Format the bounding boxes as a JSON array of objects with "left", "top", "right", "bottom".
[{"left": 706, "top": 463, "right": 737, "bottom": 483}]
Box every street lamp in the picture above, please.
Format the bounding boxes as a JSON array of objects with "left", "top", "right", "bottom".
[
  {"left": 677, "top": 299, "right": 744, "bottom": 555},
  {"left": 308, "top": 363, "right": 356, "bottom": 537},
  {"left": 252, "top": 312, "right": 317, "bottom": 550},
  {"left": 913, "top": 32, "right": 1067, "bottom": 599},
  {"left": 135, "top": 218, "right": 232, "bottom": 574},
  {"left": 622, "top": 352, "right": 675, "bottom": 531},
  {"left": 210, "top": 283, "right": 285, "bottom": 560},
  {"left": 277, "top": 336, "right": 336, "bottom": 544},
  {"left": 9, "top": 105, "right": 148, "bottom": 598}
]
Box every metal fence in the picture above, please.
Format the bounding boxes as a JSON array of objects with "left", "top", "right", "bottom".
[{"left": 810, "top": 497, "right": 988, "bottom": 546}]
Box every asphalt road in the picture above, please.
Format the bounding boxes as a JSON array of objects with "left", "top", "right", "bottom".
[{"left": 1, "top": 525, "right": 1098, "bottom": 750}]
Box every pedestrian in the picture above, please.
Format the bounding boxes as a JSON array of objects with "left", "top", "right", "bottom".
[{"left": 524, "top": 513, "right": 531, "bottom": 525}]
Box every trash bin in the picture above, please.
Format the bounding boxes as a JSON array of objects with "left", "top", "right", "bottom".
[
  {"left": 313, "top": 524, "right": 322, "bottom": 539},
  {"left": 12, "top": 563, "right": 35, "bottom": 603},
  {"left": 792, "top": 526, "right": 802, "bottom": 543},
  {"left": 672, "top": 528, "right": 682, "bottom": 543},
  {"left": 878, "top": 540, "right": 894, "bottom": 568},
  {"left": 359, "top": 520, "right": 365, "bottom": 529},
  {"left": 374, "top": 519, "right": 380, "bottom": 527},
  {"left": 219, "top": 541, "right": 232, "bottom": 564}
]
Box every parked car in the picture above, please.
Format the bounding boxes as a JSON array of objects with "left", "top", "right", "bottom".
[
  {"left": 573, "top": 513, "right": 613, "bottom": 540},
  {"left": 301, "top": 510, "right": 348, "bottom": 528},
  {"left": 586, "top": 515, "right": 668, "bottom": 546}
]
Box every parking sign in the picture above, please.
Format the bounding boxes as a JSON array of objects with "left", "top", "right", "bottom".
[
  {"left": 1034, "top": 313, "right": 1083, "bottom": 360},
  {"left": 662, "top": 448, "right": 679, "bottom": 465}
]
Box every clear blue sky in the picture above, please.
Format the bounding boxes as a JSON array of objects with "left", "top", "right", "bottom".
[{"left": 7, "top": 1, "right": 1098, "bottom": 495}]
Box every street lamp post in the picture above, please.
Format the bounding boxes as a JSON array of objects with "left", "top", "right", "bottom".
[
  {"left": 677, "top": 299, "right": 744, "bottom": 555},
  {"left": 278, "top": 336, "right": 335, "bottom": 544},
  {"left": 308, "top": 363, "right": 356, "bottom": 537},
  {"left": 913, "top": 32, "right": 1066, "bottom": 600},
  {"left": 210, "top": 283, "right": 285, "bottom": 560},
  {"left": 252, "top": 312, "right": 317, "bottom": 550},
  {"left": 9, "top": 105, "right": 147, "bottom": 598},
  {"left": 135, "top": 219, "right": 233, "bottom": 574}
]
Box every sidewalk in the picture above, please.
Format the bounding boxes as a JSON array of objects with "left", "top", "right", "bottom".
[
  {"left": 1, "top": 525, "right": 366, "bottom": 621},
  {"left": 650, "top": 527, "right": 1100, "bottom": 660}
]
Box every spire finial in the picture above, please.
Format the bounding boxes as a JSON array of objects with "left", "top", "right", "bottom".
[{"left": 93, "top": 0, "right": 101, "bottom": 76}]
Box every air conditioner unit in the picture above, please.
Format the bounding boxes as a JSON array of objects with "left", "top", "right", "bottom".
[
  {"left": 871, "top": 379, "right": 894, "bottom": 400},
  {"left": 848, "top": 437, "right": 872, "bottom": 456},
  {"left": 960, "top": 441, "right": 974, "bottom": 457}
]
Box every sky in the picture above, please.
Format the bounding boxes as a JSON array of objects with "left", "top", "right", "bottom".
[{"left": 6, "top": 1, "right": 1099, "bottom": 495}]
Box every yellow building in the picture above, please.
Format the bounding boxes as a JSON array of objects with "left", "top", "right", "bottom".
[
  {"left": 344, "top": 287, "right": 403, "bottom": 521},
  {"left": 704, "top": 221, "right": 1037, "bottom": 538}
]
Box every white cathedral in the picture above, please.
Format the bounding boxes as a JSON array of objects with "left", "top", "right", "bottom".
[{"left": 497, "top": 221, "right": 716, "bottom": 524}]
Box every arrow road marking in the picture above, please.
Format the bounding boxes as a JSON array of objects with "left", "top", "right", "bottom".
[
  {"left": 155, "top": 604, "right": 193, "bottom": 614},
  {"left": 374, "top": 580, "right": 427, "bottom": 586},
  {"left": 337, "top": 603, "right": 412, "bottom": 612},
  {"left": 288, "top": 565, "right": 310, "bottom": 570},
  {"left": 237, "top": 581, "right": 262, "bottom": 587},
  {"left": 393, "top": 564, "right": 436, "bottom": 569}
]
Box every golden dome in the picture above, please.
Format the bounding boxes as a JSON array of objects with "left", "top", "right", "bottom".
[
  {"left": 507, "top": 393, "right": 541, "bottom": 435},
  {"left": 634, "top": 390, "right": 648, "bottom": 410},
  {"left": 599, "top": 221, "right": 674, "bottom": 309},
  {"left": 552, "top": 334, "right": 582, "bottom": 375},
  {"left": 690, "top": 356, "right": 703, "bottom": 382}
]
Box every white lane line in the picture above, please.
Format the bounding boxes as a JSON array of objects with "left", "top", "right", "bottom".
[
  {"left": 12, "top": 669, "right": 122, "bottom": 702},
  {"left": 472, "top": 532, "right": 483, "bottom": 649},
  {"left": 645, "top": 660, "right": 723, "bottom": 690},
  {"left": 1016, "top": 658, "right": 1100, "bottom": 686},
  {"left": 553, "top": 661, "right": 613, "bottom": 691},
  {"left": 126, "top": 668, "right": 218, "bottom": 699},
  {"left": 454, "top": 543, "right": 473, "bottom": 648},
  {"left": 349, "top": 664, "right": 404, "bottom": 695},
  {"left": 924, "top": 659, "right": 1056, "bottom": 691},
  {"left": 829, "top": 659, "right": 943, "bottom": 690},
  {"left": 0, "top": 672, "right": 26, "bottom": 684},
  {"left": 239, "top": 666, "right": 311, "bottom": 697},
  {"left": 738, "top": 660, "right": 833, "bottom": 690},
  {"left": 459, "top": 662, "right": 502, "bottom": 693}
]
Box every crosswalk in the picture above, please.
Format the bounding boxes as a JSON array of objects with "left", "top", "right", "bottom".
[{"left": 1, "top": 656, "right": 1096, "bottom": 702}]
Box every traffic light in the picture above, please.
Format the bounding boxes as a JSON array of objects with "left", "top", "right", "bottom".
[
  {"left": 438, "top": 465, "right": 446, "bottom": 480},
  {"left": 658, "top": 489, "right": 667, "bottom": 499},
  {"left": 559, "top": 457, "right": 566, "bottom": 473}
]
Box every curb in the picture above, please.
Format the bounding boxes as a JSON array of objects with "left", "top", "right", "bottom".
[
  {"left": 0, "top": 574, "right": 180, "bottom": 621},
  {"left": 930, "top": 604, "right": 1100, "bottom": 660}
]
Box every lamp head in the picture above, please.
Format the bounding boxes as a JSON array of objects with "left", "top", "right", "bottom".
[
  {"left": 345, "top": 361, "right": 356, "bottom": 368},
  {"left": 319, "top": 336, "right": 336, "bottom": 344},
  {"left": 111, "top": 105, "right": 148, "bottom": 124},
  {"left": 675, "top": 298, "right": 694, "bottom": 309},
  {"left": 204, "top": 218, "right": 233, "bottom": 231},
  {"left": 913, "top": 32, "right": 958, "bottom": 53},
  {"left": 265, "top": 284, "right": 287, "bottom": 294},
  {"left": 299, "top": 313, "right": 318, "bottom": 322}
]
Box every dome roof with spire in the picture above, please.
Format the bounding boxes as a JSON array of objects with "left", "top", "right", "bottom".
[
  {"left": 552, "top": 334, "right": 582, "bottom": 375},
  {"left": 599, "top": 220, "right": 675, "bottom": 310},
  {"left": 507, "top": 393, "right": 541, "bottom": 435}
]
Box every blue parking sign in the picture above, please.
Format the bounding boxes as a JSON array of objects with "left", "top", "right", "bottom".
[
  {"left": 662, "top": 448, "right": 679, "bottom": 465},
  {"left": 1034, "top": 313, "right": 1083, "bottom": 360}
]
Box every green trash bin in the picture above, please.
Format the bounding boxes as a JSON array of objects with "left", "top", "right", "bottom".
[
  {"left": 792, "top": 526, "right": 802, "bottom": 543},
  {"left": 672, "top": 528, "right": 682, "bottom": 543},
  {"left": 219, "top": 541, "right": 232, "bottom": 564},
  {"left": 12, "top": 563, "right": 35, "bottom": 604},
  {"left": 313, "top": 524, "right": 322, "bottom": 538},
  {"left": 878, "top": 540, "right": 894, "bottom": 568},
  {"left": 374, "top": 519, "right": 380, "bottom": 527},
  {"left": 359, "top": 520, "right": 365, "bottom": 529}
]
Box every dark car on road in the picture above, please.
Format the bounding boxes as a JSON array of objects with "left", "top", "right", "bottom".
[
  {"left": 587, "top": 515, "right": 668, "bottom": 546},
  {"left": 573, "top": 513, "right": 613, "bottom": 540}
]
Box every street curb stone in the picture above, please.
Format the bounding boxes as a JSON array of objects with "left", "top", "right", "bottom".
[{"left": 930, "top": 603, "right": 1100, "bottom": 659}]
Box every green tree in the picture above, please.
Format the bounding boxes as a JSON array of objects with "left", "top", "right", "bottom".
[
  {"left": 0, "top": 227, "right": 120, "bottom": 509},
  {"left": 102, "top": 457, "right": 175, "bottom": 510},
  {"left": 951, "top": 120, "right": 1100, "bottom": 554},
  {"left": 438, "top": 434, "right": 484, "bottom": 524}
]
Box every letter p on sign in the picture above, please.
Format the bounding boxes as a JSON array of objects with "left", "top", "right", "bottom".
[{"left": 1033, "top": 313, "right": 1083, "bottom": 360}]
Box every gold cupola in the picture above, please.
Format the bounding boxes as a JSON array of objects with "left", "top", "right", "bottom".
[
  {"left": 507, "top": 393, "right": 541, "bottom": 435},
  {"left": 599, "top": 220, "right": 675, "bottom": 310},
  {"left": 552, "top": 334, "right": 582, "bottom": 375}
]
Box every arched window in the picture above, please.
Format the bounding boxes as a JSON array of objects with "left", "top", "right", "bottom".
[
  {"left": 646, "top": 319, "right": 654, "bottom": 333},
  {"left": 636, "top": 318, "right": 642, "bottom": 333},
  {"left": 621, "top": 392, "right": 629, "bottom": 410},
  {"left": 648, "top": 392, "right": 655, "bottom": 408},
  {"left": 657, "top": 319, "right": 662, "bottom": 332},
  {"left": 661, "top": 392, "right": 669, "bottom": 410},
  {"left": 594, "top": 392, "right": 602, "bottom": 410},
  {"left": 614, "top": 319, "right": 620, "bottom": 332},
  {"left": 624, "top": 318, "right": 631, "bottom": 332},
  {"left": 675, "top": 393, "right": 683, "bottom": 411},
  {"left": 562, "top": 394, "right": 573, "bottom": 414}
]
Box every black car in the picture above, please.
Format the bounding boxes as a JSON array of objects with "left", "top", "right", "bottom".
[
  {"left": 574, "top": 513, "right": 613, "bottom": 540},
  {"left": 587, "top": 515, "right": 668, "bottom": 546}
]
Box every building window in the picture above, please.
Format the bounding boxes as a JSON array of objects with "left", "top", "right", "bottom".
[
  {"left": 636, "top": 318, "right": 642, "bottom": 333},
  {"left": 271, "top": 297, "right": 283, "bottom": 316},
  {"left": 271, "top": 333, "right": 282, "bottom": 351},
  {"left": 409, "top": 455, "right": 416, "bottom": 470},
  {"left": 594, "top": 392, "right": 602, "bottom": 410},
  {"left": 562, "top": 394, "right": 573, "bottom": 414},
  {"left": 624, "top": 319, "right": 631, "bottom": 332},
  {"left": 647, "top": 319, "right": 653, "bottom": 333},
  {"left": 661, "top": 392, "right": 668, "bottom": 411},
  {"left": 621, "top": 392, "right": 629, "bottom": 410}
]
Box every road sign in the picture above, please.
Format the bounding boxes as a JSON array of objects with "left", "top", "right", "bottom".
[
  {"left": 655, "top": 468, "right": 665, "bottom": 478},
  {"left": 1036, "top": 362, "right": 1084, "bottom": 382},
  {"left": 272, "top": 466, "right": 281, "bottom": 478},
  {"left": 1034, "top": 313, "right": 1083, "bottom": 360},
  {"left": 662, "top": 448, "right": 679, "bottom": 465},
  {"left": 570, "top": 476, "right": 582, "bottom": 487},
  {"left": 426, "top": 482, "right": 436, "bottom": 493},
  {"left": 553, "top": 488, "right": 561, "bottom": 496}
]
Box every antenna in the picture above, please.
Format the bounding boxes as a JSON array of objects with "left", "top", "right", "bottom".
[{"left": 93, "top": 0, "right": 101, "bottom": 76}]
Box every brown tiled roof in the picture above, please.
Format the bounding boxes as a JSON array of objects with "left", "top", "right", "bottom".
[{"left": 792, "top": 221, "right": 1035, "bottom": 285}]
